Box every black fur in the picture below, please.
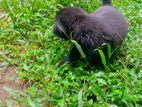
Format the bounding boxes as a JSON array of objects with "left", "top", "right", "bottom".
[
  {"left": 53, "top": 0, "right": 128, "bottom": 66},
  {"left": 102, "top": 0, "right": 112, "bottom": 5}
]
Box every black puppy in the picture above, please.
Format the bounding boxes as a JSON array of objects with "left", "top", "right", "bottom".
[{"left": 53, "top": 0, "right": 128, "bottom": 66}]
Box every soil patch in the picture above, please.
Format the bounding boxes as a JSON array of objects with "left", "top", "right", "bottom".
[{"left": 0, "top": 62, "right": 26, "bottom": 106}]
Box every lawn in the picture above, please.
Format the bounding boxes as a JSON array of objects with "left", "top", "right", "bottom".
[{"left": 0, "top": 0, "right": 142, "bottom": 106}]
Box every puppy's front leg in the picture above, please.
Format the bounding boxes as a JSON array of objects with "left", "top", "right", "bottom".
[{"left": 63, "top": 46, "right": 81, "bottom": 63}]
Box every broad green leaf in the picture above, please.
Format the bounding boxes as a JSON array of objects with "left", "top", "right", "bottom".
[
  {"left": 25, "top": 94, "right": 38, "bottom": 107},
  {"left": 6, "top": 99, "right": 12, "bottom": 107}
]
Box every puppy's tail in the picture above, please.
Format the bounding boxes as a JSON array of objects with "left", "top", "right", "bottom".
[{"left": 102, "top": 0, "right": 112, "bottom": 5}]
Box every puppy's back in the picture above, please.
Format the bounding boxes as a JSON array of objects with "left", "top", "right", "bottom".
[{"left": 92, "top": 4, "right": 128, "bottom": 49}]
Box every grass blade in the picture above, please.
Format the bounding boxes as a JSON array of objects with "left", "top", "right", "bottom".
[
  {"left": 71, "top": 40, "right": 86, "bottom": 58},
  {"left": 97, "top": 49, "right": 107, "bottom": 65},
  {"left": 106, "top": 44, "right": 111, "bottom": 59},
  {"left": 78, "top": 89, "right": 83, "bottom": 107}
]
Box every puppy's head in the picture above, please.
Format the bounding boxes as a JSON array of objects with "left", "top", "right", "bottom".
[{"left": 53, "top": 7, "right": 87, "bottom": 39}]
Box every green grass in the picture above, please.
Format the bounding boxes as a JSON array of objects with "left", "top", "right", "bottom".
[{"left": 0, "top": 0, "right": 142, "bottom": 106}]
